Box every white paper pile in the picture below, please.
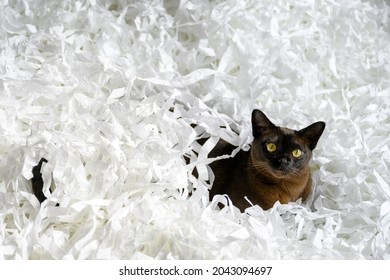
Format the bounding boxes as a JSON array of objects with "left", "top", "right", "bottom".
[{"left": 0, "top": 0, "right": 389, "bottom": 259}]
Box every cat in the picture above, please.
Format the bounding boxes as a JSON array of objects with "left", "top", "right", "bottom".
[{"left": 208, "top": 109, "right": 325, "bottom": 212}]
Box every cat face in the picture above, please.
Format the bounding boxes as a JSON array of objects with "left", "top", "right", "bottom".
[{"left": 250, "top": 109, "right": 325, "bottom": 178}]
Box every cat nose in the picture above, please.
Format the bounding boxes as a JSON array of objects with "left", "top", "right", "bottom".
[{"left": 281, "top": 157, "right": 291, "bottom": 164}]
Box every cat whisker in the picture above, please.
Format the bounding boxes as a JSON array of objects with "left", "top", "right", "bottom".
[
  {"left": 250, "top": 162, "right": 307, "bottom": 180},
  {"left": 249, "top": 162, "right": 286, "bottom": 179}
]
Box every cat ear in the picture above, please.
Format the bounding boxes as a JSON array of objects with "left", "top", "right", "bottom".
[
  {"left": 252, "top": 109, "right": 276, "bottom": 138},
  {"left": 298, "top": 121, "right": 326, "bottom": 150}
]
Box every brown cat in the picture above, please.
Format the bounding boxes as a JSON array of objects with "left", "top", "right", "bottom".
[{"left": 208, "top": 109, "right": 325, "bottom": 212}]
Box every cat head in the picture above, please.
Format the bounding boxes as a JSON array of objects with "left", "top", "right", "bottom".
[{"left": 250, "top": 109, "right": 325, "bottom": 178}]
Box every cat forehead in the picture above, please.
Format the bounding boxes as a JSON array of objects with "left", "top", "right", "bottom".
[
  {"left": 264, "top": 127, "right": 301, "bottom": 144},
  {"left": 279, "top": 127, "right": 295, "bottom": 135},
  {"left": 268, "top": 127, "right": 295, "bottom": 140}
]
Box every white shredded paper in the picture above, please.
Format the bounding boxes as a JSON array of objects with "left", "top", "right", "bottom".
[{"left": 1, "top": 0, "right": 389, "bottom": 259}]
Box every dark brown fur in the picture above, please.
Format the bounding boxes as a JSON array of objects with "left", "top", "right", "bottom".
[
  {"left": 208, "top": 109, "right": 325, "bottom": 212},
  {"left": 31, "top": 158, "right": 48, "bottom": 203},
  {"left": 31, "top": 157, "right": 58, "bottom": 206}
]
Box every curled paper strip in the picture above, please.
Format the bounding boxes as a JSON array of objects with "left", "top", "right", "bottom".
[{"left": 0, "top": 0, "right": 389, "bottom": 260}]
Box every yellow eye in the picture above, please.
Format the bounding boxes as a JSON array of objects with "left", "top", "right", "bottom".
[
  {"left": 266, "top": 143, "right": 277, "bottom": 152},
  {"left": 292, "top": 149, "right": 302, "bottom": 158}
]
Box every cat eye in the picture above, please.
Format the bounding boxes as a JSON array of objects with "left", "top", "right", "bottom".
[
  {"left": 292, "top": 149, "right": 302, "bottom": 158},
  {"left": 266, "top": 143, "right": 277, "bottom": 152}
]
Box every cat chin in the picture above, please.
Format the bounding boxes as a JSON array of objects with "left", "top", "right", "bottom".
[
  {"left": 269, "top": 170, "right": 290, "bottom": 179},
  {"left": 269, "top": 168, "right": 301, "bottom": 179}
]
